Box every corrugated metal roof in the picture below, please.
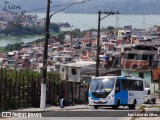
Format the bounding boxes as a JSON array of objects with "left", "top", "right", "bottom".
[{"left": 124, "top": 50, "right": 156, "bottom": 55}]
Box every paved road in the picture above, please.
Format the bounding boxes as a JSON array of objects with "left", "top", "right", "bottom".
[
  {"left": 1, "top": 103, "right": 159, "bottom": 120},
  {"left": 1, "top": 106, "right": 134, "bottom": 120}
]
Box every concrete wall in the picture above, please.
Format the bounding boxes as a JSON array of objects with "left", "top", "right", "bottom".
[
  {"left": 150, "top": 83, "right": 159, "bottom": 93},
  {"left": 60, "top": 66, "right": 81, "bottom": 82},
  {"left": 121, "top": 70, "right": 151, "bottom": 87}
]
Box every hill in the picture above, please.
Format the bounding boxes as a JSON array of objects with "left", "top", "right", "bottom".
[{"left": 0, "top": 0, "right": 160, "bottom": 14}]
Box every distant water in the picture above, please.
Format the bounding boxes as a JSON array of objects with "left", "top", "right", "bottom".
[
  {"left": 0, "top": 36, "right": 43, "bottom": 47},
  {"left": 38, "top": 13, "right": 160, "bottom": 30},
  {"left": 1, "top": 13, "right": 160, "bottom": 47}
]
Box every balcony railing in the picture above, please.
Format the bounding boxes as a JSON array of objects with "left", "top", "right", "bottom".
[{"left": 121, "top": 59, "right": 149, "bottom": 68}]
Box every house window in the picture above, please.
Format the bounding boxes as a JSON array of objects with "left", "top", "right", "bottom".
[
  {"left": 127, "top": 54, "right": 134, "bottom": 59},
  {"left": 72, "top": 69, "right": 77, "bottom": 75},
  {"left": 139, "top": 72, "right": 144, "bottom": 79},
  {"left": 142, "top": 55, "right": 148, "bottom": 60}
]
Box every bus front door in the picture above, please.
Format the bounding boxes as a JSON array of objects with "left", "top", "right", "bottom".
[
  {"left": 120, "top": 80, "right": 128, "bottom": 105},
  {"left": 115, "top": 79, "right": 121, "bottom": 105}
]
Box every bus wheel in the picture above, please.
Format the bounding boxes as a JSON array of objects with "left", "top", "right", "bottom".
[
  {"left": 146, "top": 99, "right": 150, "bottom": 104},
  {"left": 112, "top": 100, "right": 120, "bottom": 109},
  {"left": 94, "top": 106, "right": 99, "bottom": 109},
  {"left": 129, "top": 100, "right": 136, "bottom": 109}
]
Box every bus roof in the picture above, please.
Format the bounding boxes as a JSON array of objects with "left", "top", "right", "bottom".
[
  {"left": 117, "top": 76, "right": 143, "bottom": 81},
  {"left": 92, "top": 76, "right": 117, "bottom": 79},
  {"left": 92, "top": 76, "right": 143, "bottom": 81}
]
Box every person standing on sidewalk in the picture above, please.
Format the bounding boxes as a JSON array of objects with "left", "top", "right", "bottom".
[{"left": 59, "top": 89, "right": 65, "bottom": 108}]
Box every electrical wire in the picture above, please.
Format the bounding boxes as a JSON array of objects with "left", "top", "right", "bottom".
[
  {"left": 120, "top": 15, "right": 158, "bottom": 27},
  {"left": 1, "top": 0, "right": 159, "bottom": 32},
  {"left": 0, "top": 0, "right": 95, "bottom": 35},
  {"left": 89, "top": 1, "right": 101, "bottom": 11},
  {"left": 0, "top": 0, "right": 88, "bottom": 35},
  {"left": 101, "top": 0, "right": 112, "bottom": 11}
]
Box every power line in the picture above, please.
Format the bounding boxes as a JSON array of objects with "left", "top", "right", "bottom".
[
  {"left": 120, "top": 15, "right": 156, "bottom": 27},
  {"left": 90, "top": 1, "right": 101, "bottom": 11},
  {"left": 0, "top": 0, "right": 88, "bottom": 18},
  {"left": 120, "top": 14, "right": 160, "bottom": 27},
  {"left": 0, "top": 0, "right": 95, "bottom": 36},
  {"left": 101, "top": 0, "right": 112, "bottom": 11},
  {"left": 27, "top": 2, "right": 89, "bottom": 12},
  {"left": 63, "top": 13, "right": 97, "bottom": 30}
]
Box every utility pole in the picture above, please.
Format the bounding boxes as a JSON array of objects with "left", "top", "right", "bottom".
[
  {"left": 96, "top": 11, "right": 101, "bottom": 77},
  {"left": 40, "top": 0, "right": 50, "bottom": 110},
  {"left": 96, "top": 11, "right": 119, "bottom": 77},
  {"left": 40, "top": 0, "right": 86, "bottom": 110},
  {"left": 159, "top": 73, "right": 160, "bottom": 99}
]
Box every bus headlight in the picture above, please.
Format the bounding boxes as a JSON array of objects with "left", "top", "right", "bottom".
[{"left": 107, "top": 95, "right": 113, "bottom": 99}]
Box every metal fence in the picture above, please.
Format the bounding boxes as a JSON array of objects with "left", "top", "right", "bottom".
[{"left": 0, "top": 68, "right": 89, "bottom": 111}]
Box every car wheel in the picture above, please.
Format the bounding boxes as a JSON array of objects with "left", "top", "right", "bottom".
[
  {"left": 94, "top": 105, "right": 99, "bottom": 109},
  {"left": 151, "top": 99, "right": 156, "bottom": 104}
]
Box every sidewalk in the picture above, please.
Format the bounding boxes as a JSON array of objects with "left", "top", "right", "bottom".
[
  {"left": 0, "top": 99, "right": 159, "bottom": 120},
  {"left": 0, "top": 104, "right": 91, "bottom": 119},
  {"left": 11, "top": 99, "right": 160, "bottom": 112},
  {"left": 10, "top": 104, "right": 92, "bottom": 112}
]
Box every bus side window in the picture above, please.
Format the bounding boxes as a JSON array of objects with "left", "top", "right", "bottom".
[{"left": 115, "top": 79, "right": 120, "bottom": 93}]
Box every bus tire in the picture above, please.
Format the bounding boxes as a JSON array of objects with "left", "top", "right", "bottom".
[
  {"left": 94, "top": 105, "right": 99, "bottom": 109},
  {"left": 112, "top": 100, "right": 120, "bottom": 109},
  {"left": 146, "top": 99, "right": 150, "bottom": 104},
  {"left": 129, "top": 100, "right": 136, "bottom": 109}
]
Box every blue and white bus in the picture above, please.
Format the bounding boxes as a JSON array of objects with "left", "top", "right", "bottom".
[{"left": 88, "top": 76, "right": 145, "bottom": 109}]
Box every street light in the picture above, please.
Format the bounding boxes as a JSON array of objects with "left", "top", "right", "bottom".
[
  {"left": 40, "top": 0, "right": 86, "bottom": 110},
  {"left": 95, "top": 10, "right": 119, "bottom": 77}
]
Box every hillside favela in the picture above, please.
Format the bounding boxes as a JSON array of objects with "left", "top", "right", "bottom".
[{"left": 0, "top": 0, "right": 160, "bottom": 120}]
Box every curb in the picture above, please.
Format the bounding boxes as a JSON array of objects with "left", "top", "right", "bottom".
[
  {"left": 1, "top": 106, "right": 92, "bottom": 113},
  {"left": 0, "top": 106, "right": 91, "bottom": 118},
  {"left": 46, "top": 106, "right": 92, "bottom": 111}
]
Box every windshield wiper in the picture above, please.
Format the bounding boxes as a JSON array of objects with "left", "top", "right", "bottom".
[
  {"left": 101, "top": 83, "right": 106, "bottom": 93},
  {"left": 94, "top": 82, "right": 99, "bottom": 93}
]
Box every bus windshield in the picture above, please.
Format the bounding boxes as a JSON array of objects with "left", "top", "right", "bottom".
[{"left": 90, "top": 78, "right": 115, "bottom": 92}]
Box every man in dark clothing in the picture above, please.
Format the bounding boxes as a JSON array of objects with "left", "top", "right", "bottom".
[
  {"left": 59, "top": 90, "right": 64, "bottom": 99},
  {"left": 59, "top": 89, "right": 65, "bottom": 108}
]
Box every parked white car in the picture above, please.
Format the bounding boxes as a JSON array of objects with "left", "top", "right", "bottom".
[{"left": 144, "top": 88, "right": 156, "bottom": 104}]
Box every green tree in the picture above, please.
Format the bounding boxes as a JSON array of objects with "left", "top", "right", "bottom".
[
  {"left": 71, "top": 28, "right": 84, "bottom": 38},
  {"left": 5, "top": 42, "right": 23, "bottom": 52},
  {"left": 107, "top": 26, "right": 114, "bottom": 31},
  {"left": 50, "top": 23, "right": 60, "bottom": 33}
]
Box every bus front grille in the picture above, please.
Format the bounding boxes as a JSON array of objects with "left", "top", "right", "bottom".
[{"left": 92, "top": 92, "right": 109, "bottom": 98}]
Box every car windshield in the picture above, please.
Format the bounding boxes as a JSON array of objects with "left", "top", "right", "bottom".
[{"left": 90, "top": 78, "right": 115, "bottom": 92}]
